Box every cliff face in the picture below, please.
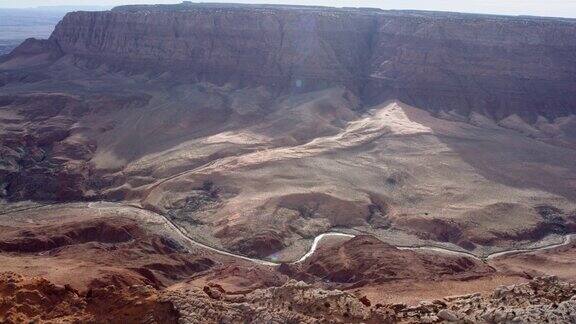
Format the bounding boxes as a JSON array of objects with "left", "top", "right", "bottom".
[
  {"left": 49, "top": 6, "right": 376, "bottom": 91},
  {"left": 44, "top": 3, "right": 576, "bottom": 120},
  {"left": 365, "top": 14, "right": 576, "bottom": 120}
]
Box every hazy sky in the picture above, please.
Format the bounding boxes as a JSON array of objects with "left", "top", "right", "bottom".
[{"left": 1, "top": 0, "right": 576, "bottom": 18}]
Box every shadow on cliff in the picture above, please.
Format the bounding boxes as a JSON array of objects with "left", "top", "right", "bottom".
[{"left": 399, "top": 102, "right": 576, "bottom": 202}]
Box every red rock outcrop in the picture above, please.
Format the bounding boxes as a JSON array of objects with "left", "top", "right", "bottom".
[
  {"left": 0, "top": 215, "right": 221, "bottom": 291},
  {"left": 3, "top": 271, "right": 574, "bottom": 323},
  {"left": 0, "top": 272, "right": 179, "bottom": 323}
]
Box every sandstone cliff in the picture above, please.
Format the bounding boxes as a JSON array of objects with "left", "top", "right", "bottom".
[{"left": 42, "top": 2, "right": 576, "bottom": 120}]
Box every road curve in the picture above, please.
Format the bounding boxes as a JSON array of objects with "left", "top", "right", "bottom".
[
  {"left": 4, "top": 201, "right": 575, "bottom": 266},
  {"left": 88, "top": 202, "right": 355, "bottom": 266},
  {"left": 294, "top": 232, "right": 355, "bottom": 263},
  {"left": 95, "top": 202, "right": 576, "bottom": 265},
  {"left": 397, "top": 246, "right": 481, "bottom": 260},
  {"left": 486, "top": 234, "right": 576, "bottom": 260},
  {"left": 397, "top": 235, "right": 575, "bottom": 261}
]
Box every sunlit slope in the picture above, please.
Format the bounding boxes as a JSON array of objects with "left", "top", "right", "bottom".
[{"left": 99, "top": 91, "right": 575, "bottom": 258}]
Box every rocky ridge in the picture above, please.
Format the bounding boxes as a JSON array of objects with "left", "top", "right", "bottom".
[
  {"left": 0, "top": 272, "right": 178, "bottom": 323},
  {"left": 164, "top": 276, "right": 576, "bottom": 323},
  {"left": 284, "top": 236, "right": 495, "bottom": 287},
  {"left": 392, "top": 276, "right": 576, "bottom": 323},
  {"left": 3, "top": 271, "right": 573, "bottom": 323}
]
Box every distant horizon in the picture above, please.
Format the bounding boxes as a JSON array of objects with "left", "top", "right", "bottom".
[{"left": 1, "top": 0, "right": 576, "bottom": 19}]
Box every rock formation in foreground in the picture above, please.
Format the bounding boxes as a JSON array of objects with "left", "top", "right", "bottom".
[
  {"left": 167, "top": 276, "right": 576, "bottom": 323},
  {"left": 3, "top": 272, "right": 573, "bottom": 323}
]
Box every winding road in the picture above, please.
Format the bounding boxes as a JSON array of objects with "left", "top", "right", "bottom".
[
  {"left": 87, "top": 201, "right": 355, "bottom": 266},
  {"left": 485, "top": 234, "right": 576, "bottom": 260},
  {"left": 3, "top": 201, "right": 575, "bottom": 266},
  {"left": 397, "top": 235, "right": 575, "bottom": 261},
  {"left": 294, "top": 232, "right": 356, "bottom": 263},
  {"left": 87, "top": 202, "right": 576, "bottom": 265}
]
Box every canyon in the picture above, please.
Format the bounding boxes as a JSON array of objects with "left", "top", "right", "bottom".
[{"left": 1, "top": 2, "right": 576, "bottom": 322}]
